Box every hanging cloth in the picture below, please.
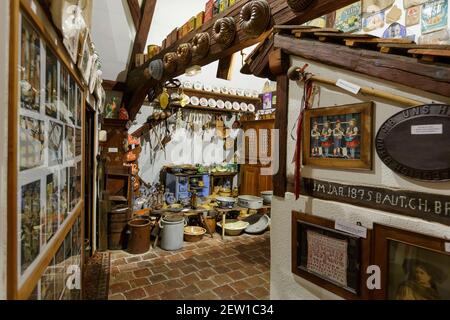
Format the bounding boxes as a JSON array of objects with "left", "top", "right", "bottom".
[{"left": 292, "top": 64, "right": 314, "bottom": 200}]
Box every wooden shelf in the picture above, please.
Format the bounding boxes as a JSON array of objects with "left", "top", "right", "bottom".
[
  {"left": 170, "top": 103, "right": 243, "bottom": 114},
  {"left": 174, "top": 88, "right": 262, "bottom": 105},
  {"left": 211, "top": 172, "right": 238, "bottom": 177}
]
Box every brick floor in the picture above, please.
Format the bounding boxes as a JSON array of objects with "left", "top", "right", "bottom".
[{"left": 108, "top": 232, "right": 270, "bottom": 300}]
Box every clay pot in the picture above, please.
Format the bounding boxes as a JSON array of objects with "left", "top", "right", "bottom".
[
  {"left": 163, "top": 52, "right": 178, "bottom": 75},
  {"left": 176, "top": 43, "right": 192, "bottom": 66},
  {"left": 213, "top": 17, "right": 236, "bottom": 48},
  {"left": 287, "top": 0, "right": 314, "bottom": 11},
  {"left": 240, "top": 0, "right": 271, "bottom": 38},
  {"left": 191, "top": 32, "right": 210, "bottom": 59}
]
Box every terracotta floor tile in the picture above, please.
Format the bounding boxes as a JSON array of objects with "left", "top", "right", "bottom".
[
  {"left": 124, "top": 288, "right": 147, "bottom": 300},
  {"left": 108, "top": 232, "right": 270, "bottom": 300},
  {"left": 213, "top": 285, "right": 238, "bottom": 298}
]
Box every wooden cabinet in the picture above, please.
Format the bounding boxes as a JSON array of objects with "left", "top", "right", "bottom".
[{"left": 240, "top": 119, "right": 275, "bottom": 196}]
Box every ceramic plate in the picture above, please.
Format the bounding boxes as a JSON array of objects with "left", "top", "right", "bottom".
[
  {"left": 248, "top": 104, "right": 255, "bottom": 113},
  {"left": 240, "top": 102, "right": 248, "bottom": 112},
  {"left": 208, "top": 99, "right": 217, "bottom": 108},
  {"left": 194, "top": 82, "right": 203, "bottom": 91},
  {"left": 236, "top": 89, "right": 245, "bottom": 96},
  {"left": 200, "top": 98, "right": 208, "bottom": 107},
  {"left": 225, "top": 101, "right": 233, "bottom": 110},
  {"left": 190, "top": 96, "right": 200, "bottom": 106},
  {"left": 233, "top": 102, "right": 241, "bottom": 111},
  {"left": 252, "top": 90, "right": 259, "bottom": 98},
  {"left": 229, "top": 88, "right": 237, "bottom": 95},
  {"left": 220, "top": 87, "right": 229, "bottom": 95},
  {"left": 183, "top": 81, "right": 193, "bottom": 89},
  {"left": 213, "top": 86, "right": 221, "bottom": 93},
  {"left": 204, "top": 85, "right": 212, "bottom": 92},
  {"left": 244, "top": 89, "right": 252, "bottom": 97},
  {"left": 217, "top": 100, "right": 225, "bottom": 109}
]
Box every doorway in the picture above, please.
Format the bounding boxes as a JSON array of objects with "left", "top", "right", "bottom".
[{"left": 84, "top": 105, "right": 96, "bottom": 259}]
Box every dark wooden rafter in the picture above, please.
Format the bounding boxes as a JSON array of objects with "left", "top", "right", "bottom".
[
  {"left": 129, "top": 0, "right": 157, "bottom": 68},
  {"left": 274, "top": 34, "right": 450, "bottom": 97},
  {"left": 124, "top": 0, "right": 360, "bottom": 120},
  {"left": 217, "top": 54, "right": 235, "bottom": 80},
  {"left": 127, "top": 0, "right": 141, "bottom": 30},
  {"left": 102, "top": 79, "right": 127, "bottom": 92}
]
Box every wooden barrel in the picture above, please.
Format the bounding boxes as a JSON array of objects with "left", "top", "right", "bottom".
[{"left": 108, "top": 205, "right": 129, "bottom": 250}]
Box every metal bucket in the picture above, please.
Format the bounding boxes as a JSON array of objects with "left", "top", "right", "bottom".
[
  {"left": 127, "top": 218, "right": 152, "bottom": 254},
  {"left": 159, "top": 215, "right": 186, "bottom": 251}
]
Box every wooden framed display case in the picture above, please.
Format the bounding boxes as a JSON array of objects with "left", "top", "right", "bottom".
[
  {"left": 292, "top": 211, "right": 372, "bottom": 300},
  {"left": 8, "top": 0, "right": 86, "bottom": 300}
]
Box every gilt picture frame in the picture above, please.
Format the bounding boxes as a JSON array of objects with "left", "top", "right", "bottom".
[
  {"left": 372, "top": 224, "right": 450, "bottom": 300},
  {"left": 303, "top": 102, "right": 374, "bottom": 170}
]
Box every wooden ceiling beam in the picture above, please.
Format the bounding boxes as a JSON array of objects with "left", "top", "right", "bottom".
[
  {"left": 124, "top": 0, "right": 360, "bottom": 120},
  {"left": 127, "top": 0, "right": 141, "bottom": 30},
  {"left": 274, "top": 34, "right": 450, "bottom": 97},
  {"left": 129, "top": 0, "right": 157, "bottom": 68}
]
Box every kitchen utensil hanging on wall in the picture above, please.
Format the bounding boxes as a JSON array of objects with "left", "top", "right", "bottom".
[
  {"left": 191, "top": 32, "right": 210, "bottom": 59},
  {"left": 176, "top": 43, "right": 193, "bottom": 66},
  {"left": 213, "top": 17, "right": 236, "bottom": 48},
  {"left": 163, "top": 52, "right": 178, "bottom": 75},
  {"left": 240, "top": 0, "right": 271, "bottom": 38}
]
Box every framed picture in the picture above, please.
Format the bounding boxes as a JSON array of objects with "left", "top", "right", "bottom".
[
  {"left": 20, "top": 180, "right": 42, "bottom": 276},
  {"left": 48, "top": 121, "right": 63, "bottom": 166},
  {"left": 372, "top": 224, "right": 450, "bottom": 300},
  {"left": 63, "top": 29, "right": 81, "bottom": 64},
  {"left": 421, "top": 0, "right": 448, "bottom": 34},
  {"left": 77, "top": 30, "right": 94, "bottom": 84},
  {"left": 334, "top": 2, "right": 362, "bottom": 33},
  {"left": 45, "top": 45, "right": 58, "bottom": 119},
  {"left": 19, "top": 116, "right": 45, "bottom": 171},
  {"left": 20, "top": 16, "right": 41, "bottom": 113},
  {"left": 292, "top": 212, "right": 372, "bottom": 299},
  {"left": 303, "top": 102, "right": 374, "bottom": 170}
]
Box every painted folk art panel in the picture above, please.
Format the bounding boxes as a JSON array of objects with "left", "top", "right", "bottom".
[{"left": 303, "top": 102, "right": 373, "bottom": 170}]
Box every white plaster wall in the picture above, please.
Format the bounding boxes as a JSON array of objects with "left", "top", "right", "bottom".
[
  {"left": 271, "top": 55, "right": 450, "bottom": 300},
  {"left": 0, "top": 0, "right": 9, "bottom": 300}
]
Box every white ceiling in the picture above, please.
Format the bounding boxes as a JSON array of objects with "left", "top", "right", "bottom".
[
  {"left": 91, "top": 0, "right": 135, "bottom": 82},
  {"left": 91, "top": 0, "right": 267, "bottom": 91}
]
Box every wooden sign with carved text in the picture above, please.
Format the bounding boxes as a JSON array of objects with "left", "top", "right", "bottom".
[
  {"left": 376, "top": 104, "right": 450, "bottom": 181},
  {"left": 300, "top": 178, "right": 450, "bottom": 226}
]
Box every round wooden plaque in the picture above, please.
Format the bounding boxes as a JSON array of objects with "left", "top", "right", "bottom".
[{"left": 376, "top": 104, "right": 450, "bottom": 181}]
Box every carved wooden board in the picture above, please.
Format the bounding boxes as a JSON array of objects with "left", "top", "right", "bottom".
[
  {"left": 376, "top": 104, "right": 450, "bottom": 181},
  {"left": 298, "top": 178, "right": 450, "bottom": 226}
]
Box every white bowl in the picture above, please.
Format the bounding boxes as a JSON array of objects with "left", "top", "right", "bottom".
[
  {"left": 200, "top": 98, "right": 208, "bottom": 107},
  {"left": 208, "top": 99, "right": 217, "bottom": 108},
  {"left": 225, "top": 101, "right": 233, "bottom": 110},
  {"left": 238, "top": 195, "right": 264, "bottom": 210},
  {"left": 217, "top": 100, "right": 225, "bottom": 109},
  {"left": 194, "top": 82, "right": 203, "bottom": 91},
  {"left": 190, "top": 96, "right": 200, "bottom": 106},
  {"left": 217, "top": 219, "right": 250, "bottom": 236}
]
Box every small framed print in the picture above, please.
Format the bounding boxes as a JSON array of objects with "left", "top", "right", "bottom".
[
  {"left": 372, "top": 224, "right": 450, "bottom": 300},
  {"left": 63, "top": 29, "right": 80, "bottom": 64},
  {"left": 303, "top": 102, "right": 374, "bottom": 170},
  {"left": 77, "top": 30, "right": 94, "bottom": 84},
  {"left": 292, "top": 212, "right": 372, "bottom": 299}
]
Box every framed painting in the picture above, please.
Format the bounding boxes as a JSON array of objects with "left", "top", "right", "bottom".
[
  {"left": 292, "top": 212, "right": 372, "bottom": 299},
  {"left": 303, "top": 102, "right": 374, "bottom": 170},
  {"left": 372, "top": 224, "right": 450, "bottom": 300},
  {"left": 77, "top": 30, "right": 94, "bottom": 84}
]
